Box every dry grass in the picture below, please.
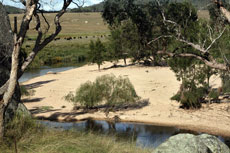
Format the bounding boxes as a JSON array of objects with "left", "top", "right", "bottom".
[
  {"left": 9, "top": 12, "right": 109, "bottom": 38},
  {"left": 9, "top": 10, "right": 210, "bottom": 38}
]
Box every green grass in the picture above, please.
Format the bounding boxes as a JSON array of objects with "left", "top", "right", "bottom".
[
  {"left": 22, "top": 37, "right": 110, "bottom": 69},
  {"left": 0, "top": 128, "right": 151, "bottom": 153},
  {"left": 23, "top": 42, "right": 90, "bottom": 69}
]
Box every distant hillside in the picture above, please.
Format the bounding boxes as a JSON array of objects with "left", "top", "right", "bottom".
[
  {"left": 70, "top": 2, "right": 104, "bottom": 12},
  {"left": 70, "top": 0, "right": 211, "bottom": 13},
  {"left": 4, "top": 0, "right": 211, "bottom": 14},
  {"left": 4, "top": 5, "right": 24, "bottom": 14}
]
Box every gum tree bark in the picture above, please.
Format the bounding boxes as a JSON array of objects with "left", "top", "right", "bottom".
[
  {"left": 0, "top": 0, "right": 84, "bottom": 140},
  {"left": 0, "top": 2, "right": 16, "bottom": 139}
]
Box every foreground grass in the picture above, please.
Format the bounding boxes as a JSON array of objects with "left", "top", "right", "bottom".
[{"left": 1, "top": 128, "right": 151, "bottom": 153}]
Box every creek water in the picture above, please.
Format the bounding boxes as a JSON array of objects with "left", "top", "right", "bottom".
[
  {"left": 19, "top": 66, "right": 75, "bottom": 82},
  {"left": 39, "top": 120, "right": 230, "bottom": 149}
]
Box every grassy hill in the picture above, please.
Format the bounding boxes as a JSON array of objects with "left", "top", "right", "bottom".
[
  {"left": 4, "top": 5, "right": 24, "bottom": 14},
  {"left": 70, "top": 0, "right": 211, "bottom": 12},
  {"left": 9, "top": 12, "right": 109, "bottom": 37},
  {"left": 70, "top": 2, "right": 104, "bottom": 12}
]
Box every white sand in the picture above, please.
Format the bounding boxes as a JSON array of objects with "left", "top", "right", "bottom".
[{"left": 22, "top": 61, "right": 230, "bottom": 137}]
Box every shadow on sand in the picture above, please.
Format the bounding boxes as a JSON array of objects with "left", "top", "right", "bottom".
[
  {"left": 24, "top": 79, "right": 57, "bottom": 90},
  {"left": 34, "top": 99, "right": 150, "bottom": 122},
  {"left": 22, "top": 97, "right": 45, "bottom": 103}
]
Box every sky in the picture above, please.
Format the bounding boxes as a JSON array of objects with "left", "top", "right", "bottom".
[{"left": 2, "top": 0, "right": 104, "bottom": 10}]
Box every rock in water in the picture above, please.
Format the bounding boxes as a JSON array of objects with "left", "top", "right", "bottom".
[
  {"left": 0, "top": 3, "right": 29, "bottom": 122},
  {"left": 153, "top": 134, "right": 230, "bottom": 153}
]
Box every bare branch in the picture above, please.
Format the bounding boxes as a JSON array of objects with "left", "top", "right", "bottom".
[
  {"left": 39, "top": 10, "right": 50, "bottom": 33},
  {"left": 0, "top": 0, "right": 87, "bottom": 97},
  {"left": 177, "top": 38, "right": 207, "bottom": 53},
  {"left": 152, "top": 0, "right": 226, "bottom": 57},
  {"left": 157, "top": 50, "right": 228, "bottom": 71},
  {"left": 205, "top": 27, "right": 226, "bottom": 52},
  {"left": 156, "top": 0, "right": 178, "bottom": 27},
  {"left": 72, "top": 0, "right": 85, "bottom": 8},
  {"left": 147, "top": 35, "right": 172, "bottom": 45},
  {"left": 208, "top": 25, "right": 213, "bottom": 41},
  {"left": 21, "top": 0, "right": 73, "bottom": 73}
]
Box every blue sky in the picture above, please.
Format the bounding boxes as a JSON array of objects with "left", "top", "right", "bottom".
[{"left": 2, "top": 0, "right": 104, "bottom": 10}]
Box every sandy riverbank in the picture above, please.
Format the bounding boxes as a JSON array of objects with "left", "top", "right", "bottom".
[{"left": 22, "top": 61, "right": 230, "bottom": 137}]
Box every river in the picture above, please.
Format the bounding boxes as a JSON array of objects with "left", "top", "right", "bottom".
[
  {"left": 39, "top": 119, "right": 230, "bottom": 149},
  {"left": 19, "top": 66, "right": 75, "bottom": 82}
]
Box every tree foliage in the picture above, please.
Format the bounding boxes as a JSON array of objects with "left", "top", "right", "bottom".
[
  {"left": 102, "top": 0, "right": 230, "bottom": 109},
  {"left": 88, "top": 39, "right": 106, "bottom": 70},
  {"left": 108, "top": 19, "right": 140, "bottom": 65}
]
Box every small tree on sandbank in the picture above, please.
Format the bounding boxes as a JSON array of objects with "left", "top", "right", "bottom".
[{"left": 88, "top": 39, "right": 106, "bottom": 71}]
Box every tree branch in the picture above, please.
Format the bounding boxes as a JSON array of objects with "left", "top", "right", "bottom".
[
  {"left": 205, "top": 27, "right": 226, "bottom": 52},
  {"left": 3, "top": 35, "right": 20, "bottom": 106},
  {"left": 157, "top": 50, "right": 228, "bottom": 70},
  {"left": 0, "top": 0, "right": 37, "bottom": 103},
  {"left": 1, "top": 0, "right": 86, "bottom": 98},
  {"left": 21, "top": 0, "right": 73, "bottom": 73}
]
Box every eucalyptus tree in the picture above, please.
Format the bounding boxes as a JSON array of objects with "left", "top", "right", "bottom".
[
  {"left": 88, "top": 39, "right": 106, "bottom": 71},
  {"left": 152, "top": 0, "right": 230, "bottom": 108},
  {"left": 108, "top": 19, "right": 140, "bottom": 65},
  {"left": 103, "top": 0, "right": 158, "bottom": 64},
  {"left": 103, "top": 0, "right": 230, "bottom": 108},
  {"left": 155, "top": 0, "right": 230, "bottom": 71},
  {"left": 0, "top": 0, "right": 85, "bottom": 139}
]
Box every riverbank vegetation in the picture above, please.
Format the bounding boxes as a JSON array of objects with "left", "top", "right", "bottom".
[
  {"left": 65, "top": 74, "right": 140, "bottom": 112},
  {"left": 1, "top": 127, "right": 150, "bottom": 153},
  {"left": 23, "top": 42, "right": 89, "bottom": 69},
  {"left": 0, "top": 113, "right": 150, "bottom": 153}
]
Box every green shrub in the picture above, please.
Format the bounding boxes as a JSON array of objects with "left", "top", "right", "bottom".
[
  {"left": 180, "top": 87, "right": 206, "bottom": 109},
  {"left": 95, "top": 74, "right": 139, "bottom": 107},
  {"left": 221, "top": 73, "right": 230, "bottom": 94},
  {"left": 20, "top": 85, "right": 35, "bottom": 97},
  {"left": 65, "top": 74, "right": 140, "bottom": 110},
  {"left": 65, "top": 81, "right": 103, "bottom": 109},
  {"left": 171, "top": 93, "right": 181, "bottom": 102},
  {"left": 171, "top": 82, "right": 206, "bottom": 109},
  {"left": 208, "top": 89, "right": 219, "bottom": 102}
]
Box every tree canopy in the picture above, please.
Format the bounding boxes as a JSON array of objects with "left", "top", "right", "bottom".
[{"left": 102, "top": 0, "right": 230, "bottom": 108}]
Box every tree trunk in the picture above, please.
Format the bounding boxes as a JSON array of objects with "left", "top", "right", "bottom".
[
  {"left": 14, "top": 139, "right": 18, "bottom": 153},
  {"left": 98, "top": 64, "right": 100, "bottom": 71},
  {"left": 0, "top": 103, "right": 4, "bottom": 141},
  {"left": 124, "top": 57, "right": 127, "bottom": 66}
]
